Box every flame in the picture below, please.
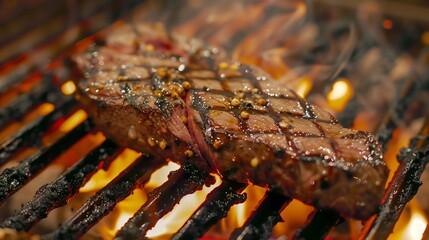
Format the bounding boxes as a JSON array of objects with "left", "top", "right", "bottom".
[
  {"left": 295, "top": 76, "right": 313, "bottom": 98},
  {"left": 146, "top": 173, "right": 222, "bottom": 239},
  {"left": 221, "top": 185, "right": 265, "bottom": 234},
  {"left": 97, "top": 188, "right": 148, "bottom": 239},
  {"left": 0, "top": 103, "right": 55, "bottom": 142},
  {"left": 389, "top": 199, "right": 428, "bottom": 240},
  {"left": 58, "top": 110, "right": 87, "bottom": 133},
  {"left": 80, "top": 148, "right": 141, "bottom": 192},
  {"left": 274, "top": 199, "right": 314, "bottom": 236},
  {"left": 145, "top": 161, "right": 180, "bottom": 187},
  {"left": 326, "top": 79, "right": 353, "bottom": 112},
  {"left": 61, "top": 81, "right": 76, "bottom": 95}
]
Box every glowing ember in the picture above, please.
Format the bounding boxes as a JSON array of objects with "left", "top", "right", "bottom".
[
  {"left": 97, "top": 189, "right": 147, "bottom": 239},
  {"left": 326, "top": 79, "right": 353, "bottom": 112},
  {"left": 38, "top": 103, "right": 56, "bottom": 115},
  {"left": 61, "top": 81, "right": 76, "bottom": 95},
  {"left": 383, "top": 19, "right": 393, "bottom": 30},
  {"left": 58, "top": 110, "right": 87, "bottom": 133}
]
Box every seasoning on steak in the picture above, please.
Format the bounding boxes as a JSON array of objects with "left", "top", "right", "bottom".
[{"left": 71, "top": 22, "right": 389, "bottom": 220}]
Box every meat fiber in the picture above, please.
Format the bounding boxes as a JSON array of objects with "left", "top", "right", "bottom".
[{"left": 71, "top": 23, "right": 389, "bottom": 220}]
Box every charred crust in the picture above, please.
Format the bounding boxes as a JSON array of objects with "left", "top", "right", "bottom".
[
  {"left": 155, "top": 97, "right": 173, "bottom": 116},
  {"left": 241, "top": 101, "right": 254, "bottom": 110},
  {"left": 151, "top": 74, "right": 166, "bottom": 90}
]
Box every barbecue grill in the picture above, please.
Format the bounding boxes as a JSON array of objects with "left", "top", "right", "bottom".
[{"left": 1, "top": 0, "right": 429, "bottom": 239}]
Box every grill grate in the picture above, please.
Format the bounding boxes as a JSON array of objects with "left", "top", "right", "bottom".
[
  {"left": 0, "top": 139, "right": 122, "bottom": 231},
  {"left": 1, "top": 1, "right": 429, "bottom": 240},
  {"left": 116, "top": 166, "right": 211, "bottom": 239},
  {"left": 46, "top": 154, "right": 162, "bottom": 240},
  {"left": 0, "top": 119, "right": 94, "bottom": 204}
]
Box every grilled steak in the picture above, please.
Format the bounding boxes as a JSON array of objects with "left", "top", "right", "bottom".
[{"left": 71, "top": 23, "right": 389, "bottom": 220}]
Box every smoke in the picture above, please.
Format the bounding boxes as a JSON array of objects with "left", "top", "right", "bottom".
[{"left": 127, "top": 0, "right": 427, "bottom": 131}]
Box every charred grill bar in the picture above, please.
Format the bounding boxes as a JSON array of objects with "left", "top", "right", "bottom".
[
  {"left": 1, "top": 1, "right": 429, "bottom": 240},
  {"left": 231, "top": 191, "right": 292, "bottom": 240},
  {"left": 0, "top": 78, "right": 58, "bottom": 129},
  {"left": 0, "top": 119, "right": 94, "bottom": 204},
  {"left": 0, "top": 139, "right": 122, "bottom": 231},
  {"left": 116, "top": 166, "right": 213, "bottom": 239},
  {"left": 172, "top": 180, "right": 247, "bottom": 240},
  {"left": 46, "top": 154, "right": 163, "bottom": 240},
  {"left": 0, "top": 97, "right": 77, "bottom": 166},
  {"left": 360, "top": 120, "right": 429, "bottom": 240}
]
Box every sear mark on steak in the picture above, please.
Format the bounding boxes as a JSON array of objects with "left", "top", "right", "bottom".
[{"left": 71, "top": 22, "right": 389, "bottom": 220}]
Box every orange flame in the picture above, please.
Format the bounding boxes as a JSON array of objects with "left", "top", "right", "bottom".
[
  {"left": 96, "top": 188, "right": 148, "bottom": 239},
  {"left": 295, "top": 76, "right": 313, "bottom": 98},
  {"left": 326, "top": 79, "right": 353, "bottom": 112},
  {"left": 80, "top": 149, "right": 141, "bottom": 193},
  {"left": 61, "top": 81, "right": 76, "bottom": 95},
  {"left": 147, "top": 173, "right": 221, "bottom": 239},
  {"left": 0, "top": 103, "right": 54, "bottom": 142},
  {"left": 58, "top": 110, "right": 87, "bottom": 133},
  {"left": 390, "top": 199, "right": 428, "bottom": 240}
]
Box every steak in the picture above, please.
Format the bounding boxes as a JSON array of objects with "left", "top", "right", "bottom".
[{"left": 71, "top": 22, "right": 389, "bottom": 220}]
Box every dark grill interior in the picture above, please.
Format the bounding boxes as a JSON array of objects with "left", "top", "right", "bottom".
[{"left": 1, "top": 0, "right": 429, "bottom": 239}]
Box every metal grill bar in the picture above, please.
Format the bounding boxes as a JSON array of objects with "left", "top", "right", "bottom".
[
  {"left": 116, "top": 165, "right": 212, "bottom": 239},
  {"left": 0, "top": 0, "right": 141, "bottom": 95},
  {"left": 0, "top": 139, "right": 122, "bottom": 231},
  {"left": 230, "top": 191, "right": 292, "bottom": 240},
  {"left": 172, "top": 180, "right": 247, "bottom": 240},
  {"left": 375, "top": 76, "right": 429, "bottom": 150},
  {"left": 44, "top": 154, "right": 163, "bottom": 240},
  {"left": 0, "top": 0, "right": 64, "bottom": 48},
  {"left": 0, "top": 78, "right": 58, "bottom": 129},
  {"left": 0, "top": 98, "right": 77, "bottom": 166},
  {"left": 0, "top": 119, "right": 93, "bottom": 204}
]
